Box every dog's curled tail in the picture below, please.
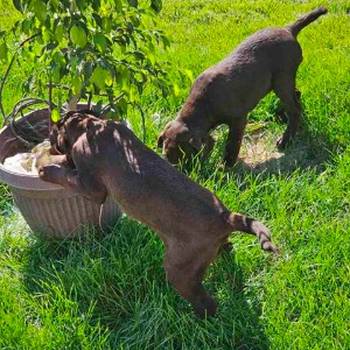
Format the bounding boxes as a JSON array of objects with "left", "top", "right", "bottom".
[
  {"left": 227, "top": 213, "right": 278, "bottom": 254},
  {"left": 287, "top": 7, "right": 328, "bottom": 37}
]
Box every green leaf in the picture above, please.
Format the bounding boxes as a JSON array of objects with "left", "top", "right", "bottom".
[
  {"left": 127, "top": 86, "right": 138, "bottom": 102},
  {"left": 92, "top": 13, "right": 102, "bottom": 27},
  {"left": 91, "top": 66, "right": 112, "bottom": 90},
  {"left": 76, "top": 0, "right": 88, "bottom": 11},
  {"left": 151, "top": 0, "right": 162, "bottom": 12},
  {"left": 148, "top": 51, "right": 155, "bottom": 65},
  {"left": 12, "top": 0, "right": 23, "bottom": 12},
  {"left": 94, "top": 33, "right": 107, "bottom": 53},
  {"left": 21, "top": 18, "right": 33, "bottom": 35},
  {"left": 117, "top": 98, "right": 128, "bottom": 115},
  {"left": 72, "top": 76, "right": 83, "bottom": 95},
  {"left": 105, "top": 73, "right": 113, "bottom": 87},
  {"left": 50, "top": 109, "right": 61, "bottom": 123},
  {"left": 8, "top": 0, "right": 172, "bottom": 125},
  {"left": 70, "top": 25, "right": 87, "bottom": 48},
  {"left": 92, "top": 0, "right": 101, "bottom": 11},
  {"left": 184, "top": 69, "right": 194, "bottom": 82},
  {"left": 128, "top": 0, "right": 138, "bottom": 8},
  {"left": 41, "top": 27, "right": 51, "bottom": 42},
  {"left": 33, "top": 0, "right": 47, "bottom": 23},
  {"left": 173, "top": 83, "right": 180, "bottom": 97},
  {"left": 50, "top": 51, "right": 66, "bottom": 82},
  {"left": 105, "top": 110, "right": 118, "bottom": 119},
  {"left": 113, "top": 0, "right": 122, "bottom": 11},
  {"left": 0, "top": 42, "right": 8, "bottom": 62},
  {"left": 55, "top": 24, "right": 64, "bottom": 43},
  {"left": 116, "top": 67, "right": 129, "bottom": 89},
  {"left": 102, "top": 17, "right": 112, "bottom": 32}
]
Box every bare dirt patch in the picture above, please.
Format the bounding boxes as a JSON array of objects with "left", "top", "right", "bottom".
[{"left": 238, "top": 122, "right": 329, "bottom": 174}]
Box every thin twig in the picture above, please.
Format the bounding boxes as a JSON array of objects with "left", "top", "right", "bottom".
[
  {"left": 10, "top": 97, "right": 52, "bottom": 120},
  {"left": 137, "top": 104, "right": 146, "bottom": 143},
  {"left": 100, "top": 92, "right": 126, "bottom": 115},
  {"left": 0, "top": 33, "right": 40, "bottom": 125},
  {"left": 87, "top": 91, "right": 93, "bottom": 110},
  {"left": 48, "top": 76, "right": 53, "bottom": 131},
  {"left": 48, "top": 77, "right": 53, "bottom": 112},
  {"left": 8, "top": 97, "right": 53, "bottom": 146}
]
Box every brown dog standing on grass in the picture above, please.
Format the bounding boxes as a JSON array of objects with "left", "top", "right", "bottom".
[
  {"left": 158, "top": 7, "right": 328, "bottom": 166},
  {"left": 39, "top": 112, "right": 278, "bottom": 318}
]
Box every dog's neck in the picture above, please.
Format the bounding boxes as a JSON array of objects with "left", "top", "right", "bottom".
[{"left": 177, "top": 106, "right": 213, "bottom": 135}]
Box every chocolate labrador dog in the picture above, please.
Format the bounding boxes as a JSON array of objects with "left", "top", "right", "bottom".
[
  {"left": 39, "top": 112, "right": 278, "bottom": 318},
  {"left": 158, "top": 7, "right": 327, "bottom": 166}
]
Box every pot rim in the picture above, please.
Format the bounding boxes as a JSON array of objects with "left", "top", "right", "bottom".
[{"left": 0, "top": 109, "right": 63, "bottom": 191}]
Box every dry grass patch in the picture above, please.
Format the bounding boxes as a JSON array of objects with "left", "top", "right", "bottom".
[{"left": 239, "top": 122, "right": 329, "bottom": 174}]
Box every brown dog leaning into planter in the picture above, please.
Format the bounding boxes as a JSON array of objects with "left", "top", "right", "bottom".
[
  {"left": 39, "top": 112, "right": 278, "bottom": 318},
  {"left": 158, "top": 7, "right": 327, "bottom": 166}
]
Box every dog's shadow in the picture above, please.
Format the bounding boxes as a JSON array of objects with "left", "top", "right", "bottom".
[
  {"left": 238, "top": 133, "right": 331, "bottom": 176},
  {"left": 207, "top": 249, "right": 271, "bottom": 349},
  {"left": 21, "top": 219, "right": 270, "bottom": 349},
  {"left": 195, "top": 126, "right": 332, "bottom": 182}
]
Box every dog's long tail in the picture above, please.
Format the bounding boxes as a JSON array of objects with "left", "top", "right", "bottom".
[
  {"left": 226, "top": 212, "right": 278, "bottom": 254},
  {"left": 287, "top": 7, "right": 328, "bottom": 37}
]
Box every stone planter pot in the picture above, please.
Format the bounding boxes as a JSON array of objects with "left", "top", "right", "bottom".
[{"left": 0, "top": 107, "right": 121, "bottom": 238}]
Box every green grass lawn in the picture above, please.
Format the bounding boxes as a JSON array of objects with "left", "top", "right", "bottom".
[{"left": 1, "top": 0, "right": 350, "bottom": 349}]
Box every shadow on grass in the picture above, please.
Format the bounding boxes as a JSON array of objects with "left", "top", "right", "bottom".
[
  {"left": 208, "top": 250, "right": 271, "bottom": 349},
  {"left": 187, "top": 125, "right": 333, "bottom": 185},
  {"left": 21, "top": 218, "right": 270, "bottom": 349},
  {"left": 237, "top": 131, "right": 332, "bottom": 176}
]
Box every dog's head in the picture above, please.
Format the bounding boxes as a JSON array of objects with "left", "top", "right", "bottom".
[
  {"left": 157, "top": 120, "right": 214, "bottom": 164},
  {"left": 49, "top": 111, "right": 99, "bottom": 155}
]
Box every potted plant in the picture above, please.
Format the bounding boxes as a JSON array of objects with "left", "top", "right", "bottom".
[{"left": 0, "top": 0, "right": 173, "bottom": 238}]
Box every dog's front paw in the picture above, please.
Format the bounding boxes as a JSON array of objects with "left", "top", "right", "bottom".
[
  {"left": 39, "top": 165, "right": 65, "bottom": 184},
  {"left": 276, "top": 136, "right": 289, "bottom": 150},
  {"left": 223, "top": 156, "right": 237, "bottom": 168},
  {"left": 194, "top": 296, "right": 218, "bottom": 319},
  {"left": 263, "top": 241, "right": 280, "bottom": 255}
]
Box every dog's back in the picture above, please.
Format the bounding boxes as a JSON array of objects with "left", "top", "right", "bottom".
[
  {"left": 181, "top": 7, "right": 327, "bottom": 120},
  {"left": 100, "top": 122, "right": 230, "bottom": 239},
  {"left": 189, "top": 29, "right": 302, "bottom": 119},
  {"left": 41, "top": 114, "right": 278, "bottom": 317}
]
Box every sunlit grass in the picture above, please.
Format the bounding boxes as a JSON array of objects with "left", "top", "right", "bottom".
[{"left": 0, "top": 0, "right": 350, "bottom": 349}]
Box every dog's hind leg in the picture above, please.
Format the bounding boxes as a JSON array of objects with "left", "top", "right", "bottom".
[
  {"left": 164, "top": 243, "right": 220, "bottom": 318},
  {"left": 273, "top": 74, "right": 302, "bottom": 149},
  {"left": 275, "top": 89, "right": 301, "bottom": 124}
]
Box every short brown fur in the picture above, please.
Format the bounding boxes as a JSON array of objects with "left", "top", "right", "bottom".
[
  {"left": 40, "top": 112, "right": 278, "bottom": 318},
  {"left": 158, "top": 7, "right": 327, "bottom": 166}
]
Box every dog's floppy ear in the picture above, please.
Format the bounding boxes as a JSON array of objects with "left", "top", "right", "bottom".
[{"left": 84, "top": 117, "right": 100, "bottom": 143}]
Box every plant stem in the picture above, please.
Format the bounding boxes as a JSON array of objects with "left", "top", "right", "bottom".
[
  {"left": 87, "top": 91, "right": 93, "bottom": 110},
  {"left": 137, "top": 104, "right": 146, "bottom": 143},
  {"left": 48, "top": 76, "right": 53, "bottom": 131}
]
